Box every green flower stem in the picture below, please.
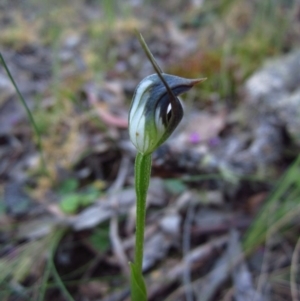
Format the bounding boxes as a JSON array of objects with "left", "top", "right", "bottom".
[{"left": 134, "top": 152, "right": 152, "bottom": 272}]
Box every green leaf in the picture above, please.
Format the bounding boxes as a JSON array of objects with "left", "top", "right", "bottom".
[
  {"left": 59, "top": 185, "right": 100, "bottom": 214},
  {"left": 59, "top": 179, "right": 79, "bottom": 194},
  {"left": 81, "top": 189, "right": 99, "bottom": 205},
  {"left": 89, "top": 227, "right": 110, "bottom": 253},
  {"left": 164, "top": 179, "right": 187, "bottom": 195},
  {"left": 129, "top": 262, "right": 147, "bottom": 301},
  {"left": 59, "top": 194, "right": 81, "bottom": 214}
]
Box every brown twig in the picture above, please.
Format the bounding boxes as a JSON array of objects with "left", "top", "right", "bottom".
[
  {"left": 148, "top": 235, "right": 228, "bottom": 300},
  {"left": 108, "top": 155, "right": 130, "bottom": 276},
  {"left": 110, "top": 215, "right": 130, "bottom": 276},
  {"left": 182, "top": 203, "right": 195, "bottom": 301},
  {"left": 86, "top": 87, "right": 128, "bottom": 128}
]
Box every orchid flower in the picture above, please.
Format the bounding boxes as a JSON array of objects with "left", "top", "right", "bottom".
[
  {"left": 129, "top": 32, "right": 205, "bottom": 301},
  {"left": 129, "top": 73, "right": 203, "bottom": 154}
]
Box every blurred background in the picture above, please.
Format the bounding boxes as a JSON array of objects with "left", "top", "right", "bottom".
[{"left": 0, "top": 0, "right": 300, "bottom": 300}]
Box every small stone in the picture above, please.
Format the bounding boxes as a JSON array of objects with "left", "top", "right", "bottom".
[{"left": 159, "top": 214, "right": 181, "bottom": 236}]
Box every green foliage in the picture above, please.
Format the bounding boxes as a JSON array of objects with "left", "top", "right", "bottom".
[
  {"left": 244, "top": 155, "right": 300, "bottom": 252},
  {"left": 59, "top": 179, "right": 101, "bottom": 214},
  {"left": 88, "top": 226, "right": 110, "bottom": 253},
  {"left": 0, "top": 241, "right": 42, "bottom": 283},
  {"left": 59, "top": 178, "right": 79, "bottom": 194},
  {"left": 2, "top": 228, "right": 76, "bottom": 301},
  {"left": 164, "top": 179, "right": 187, "bottom": 195}
]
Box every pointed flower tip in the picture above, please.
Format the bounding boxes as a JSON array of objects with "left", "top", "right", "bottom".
[{"left": 190, "top": 77, "right": 207, "bottom": 86}]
